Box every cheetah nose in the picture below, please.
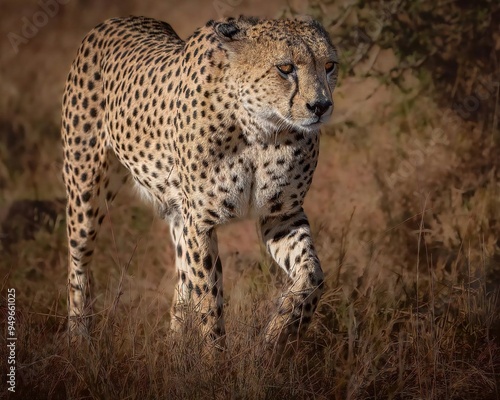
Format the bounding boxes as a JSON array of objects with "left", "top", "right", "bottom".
[{"left": 306, "top": 99, "right": 332, "bottom": 117}]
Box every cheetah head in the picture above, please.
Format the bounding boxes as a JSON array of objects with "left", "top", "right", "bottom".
[{"left": 214, "top": 16, "right": 338, "bottom": 135}]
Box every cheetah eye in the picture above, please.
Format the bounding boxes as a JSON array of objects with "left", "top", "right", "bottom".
[
  {"left": 276, "top": 64, "right": 295, "bottom": 75},
  {"left": 325, "top": 61, "right": 337, "bottom": 74}
]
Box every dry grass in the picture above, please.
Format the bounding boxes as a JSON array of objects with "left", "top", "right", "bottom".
[
  {"left": 1, "top": 215, "right": 499, "bottom": 399},
  {"left": 1, "top": 0, "right": 500, "bottom": 399}
]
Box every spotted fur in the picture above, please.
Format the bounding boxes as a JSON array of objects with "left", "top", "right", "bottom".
[{"left": 61, "top": 15, "right": 338, "bottom": 349}]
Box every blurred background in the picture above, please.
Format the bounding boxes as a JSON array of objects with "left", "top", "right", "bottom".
[{"left": 0, "top": 0, "right": 499, "bottom": 398}]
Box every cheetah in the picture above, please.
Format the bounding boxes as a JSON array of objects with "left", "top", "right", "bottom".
[{"left": 61, "top": 15, "right": 338, "bottom": 350}]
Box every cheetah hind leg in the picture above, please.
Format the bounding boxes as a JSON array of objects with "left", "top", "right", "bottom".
[
  {"left": 65, "top": 149, "right": 128, "bottom": 338},
  {"left": 167, "top": 212, "right": 192, "bottom": 333}
]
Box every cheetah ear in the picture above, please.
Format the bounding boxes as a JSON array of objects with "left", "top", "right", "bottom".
[
  {"left": 214, "top": 16, "right": 259, "bottom": 42},
  {"left": 214, "top": 20, "right": 245, "bottom": 41}
]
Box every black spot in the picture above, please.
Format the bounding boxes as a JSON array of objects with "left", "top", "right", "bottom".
[
  {"left": 215, "top": 258, "right": 222, "bottom": 273},
  {"left": 207, "top": 209, "right": 220, "bottom": 219},
  {"left": 284, "top": 255, "right": 290, "bottom": 270},
  {"left": 222, "top": 200, "right": 235, "bottom": 211},
  {"left": 272, "top": 230, "right": 289, "bottom": 242},
  {"left": 270, "top": 203, "right": 283, "bottom": 213},
  {"left": 297, "top": 233, "right": 308, "bottom": 242},
  {"left": 292, "top": 218, "right": 309, "bottom": 228},
  {"left": 203, "top": 254, "right": 212, "bottom": 270}
]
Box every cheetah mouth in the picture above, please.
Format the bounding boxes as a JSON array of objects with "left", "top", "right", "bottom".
[
  {"left": 264, "top": 113, "right": 325, "bottom": 134},
  {"left": 306, "top": 119, "right": 322, "bottom": 127},
  {"left": 275, "top": 118, "right": 323, "bottom": 134},
  {"left": 300, "top": 117, "right": 324, "bottom": 131}
]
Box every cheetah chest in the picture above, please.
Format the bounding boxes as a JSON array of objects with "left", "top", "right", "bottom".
[{"left": 183, "top": 134, "right": 320, "bottom": 225}]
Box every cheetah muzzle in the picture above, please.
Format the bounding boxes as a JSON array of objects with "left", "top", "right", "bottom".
[{"left": 61, "top": 15, "right": 338, "bottom": 351}]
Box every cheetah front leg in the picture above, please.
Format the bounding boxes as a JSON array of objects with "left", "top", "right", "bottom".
[
  {"left": 259, "top": 209, "right": 324, "bottom": 351},
  {"left": 170, "top": 218, "right": 225, "bottom": 349}
]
